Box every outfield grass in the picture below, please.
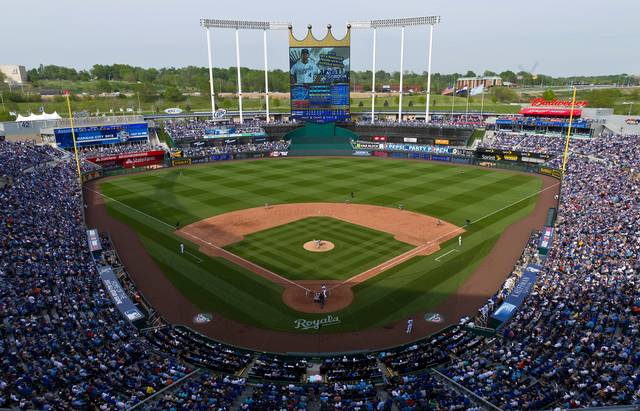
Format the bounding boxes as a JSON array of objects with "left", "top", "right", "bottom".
[
  {"left": 100, "top": 158, "right": 542, "bottom": 332},
  {"left": 225, "top": 217, "right": 414, "bottom": 281}
]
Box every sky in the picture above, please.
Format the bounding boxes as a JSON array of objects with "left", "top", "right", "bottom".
[{"left": 2, "top": 0, "right": 638, "bottom": 77}]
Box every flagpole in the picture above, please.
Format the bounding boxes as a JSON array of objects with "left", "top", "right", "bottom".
[
  {"left": 465, "top": 87, "right": 470, "bottom": 121},
  {"left": 480, "top": 87, "right": 485, "bottom": 117},
  {"left": 561, "top": 86, "right": 577, "bottom": 174},
  {"left": 451, "top": 85, "right": 456, "bottom": 120},
  {"left": 65, "top": 91, "right": 82, "bottom": 181}
]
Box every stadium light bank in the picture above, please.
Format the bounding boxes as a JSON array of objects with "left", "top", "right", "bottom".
[
  {"left": 349, "top": 16, "right": 441, "bottom": 124},
  {"left": 199, "top": 19, "right": 291, "bottom": 123}
]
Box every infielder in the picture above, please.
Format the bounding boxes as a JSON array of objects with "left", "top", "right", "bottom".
[{"left": 458, "top": 236, "right": 462, "bottom": 246}]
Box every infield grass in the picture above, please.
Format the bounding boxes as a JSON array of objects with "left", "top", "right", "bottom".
[
  {"left": 100, "top": 157, "right": 543, "bottom": 332},
  {"left": 225, "top": 217, "right": 414, "bottom": 281}
]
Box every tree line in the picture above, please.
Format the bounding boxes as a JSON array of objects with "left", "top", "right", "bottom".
[{"left": 24, "top": 64, "right": 636, "bottom": 95}]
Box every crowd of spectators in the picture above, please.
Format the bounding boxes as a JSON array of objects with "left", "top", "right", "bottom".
[
  {"left": 3, "top": 130, "right": 640, "bottom": 409},
  {"left": 179, "top": 140, "right": 289, "bottom": 157},
  {"left": 442, "top": 133, "right": 640, "bottom": 409},
  {"left": 145, "top": 326, "right": 253, "bottom": 375},
  {"left": 357, "top": 116, "right": 484, "bottom": 129},
  {"left": 249, "top": 354, "right": 308, "bottom": 382},
  {"left": 0, "top": 141, "right": 192, "bottom": 409},
  {"left": 164, "top": 120, "right": 267, "bottom": 141},
  {"left": 387, "top": 373, "right": 479, "bottom": 410},
  {"left": 142, "top": 371, "right": 245, "bottom": 411},
  {"left": 78, "top": 142, "right": 163, "bottom": 159},
  {"left": 320, "top": 354, "right": 382, "bottom": 383}
]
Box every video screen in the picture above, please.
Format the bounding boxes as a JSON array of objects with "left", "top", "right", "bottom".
[{"left": 289, "top": 47, "right": 350, "bottom": 123}]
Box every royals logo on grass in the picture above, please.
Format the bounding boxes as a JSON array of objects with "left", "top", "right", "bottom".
[
  {"left": 294, "top": 315, "right": 341, "bottom": 330},
  {"left": 424, "top": 312, "right": 444, "bottom": 323},
  {"left": 193, "top": 313, "right": 213, "bottom": 324}
]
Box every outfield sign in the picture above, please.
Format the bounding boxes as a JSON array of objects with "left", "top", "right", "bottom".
[{"left": 294, "top": 315, "right": 341, "bottom": 330}]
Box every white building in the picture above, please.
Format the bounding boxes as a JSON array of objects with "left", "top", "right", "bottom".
[{"left": 0, "top": 65, "right": 28, "bottom": 84}]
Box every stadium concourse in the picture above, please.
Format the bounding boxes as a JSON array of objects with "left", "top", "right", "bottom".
[{"left": 2, "top": 122, "right": 640, "bottom": 410}]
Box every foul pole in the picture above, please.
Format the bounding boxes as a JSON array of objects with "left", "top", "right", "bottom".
[
  {"left": 64, "top": 91, "right": 82, "bottom": 180},
  {"left": 561, "top": 87, "right": 577, "bottom": 173}
]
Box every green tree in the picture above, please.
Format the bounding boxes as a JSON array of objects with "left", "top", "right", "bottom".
[
  {"left": 137, "top": 83, "right": 158, "bottom": 102},
  {"left": 490, "top": 87, "right": 518, "bottom": 103},
  {"left": 499, "top": 70, "right": 517, "bottom": 83},
  {"left": 542, "top": 88, "right": 556, "bottom": 101},
  {"left": 95, "top": 80, "right": 112, "bottom": 93},
  {"left": 163, "top": 85, "right": 184, "bottom": 102},
  {"left": 0, "top": 111, "right": 16, "bottom": 121}
]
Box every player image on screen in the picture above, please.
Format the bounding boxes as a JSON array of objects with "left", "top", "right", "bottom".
[
  {"left": 289, "top": 47, "right": 350, "bottom": 123},
  {"left": 290, "top": 49, "right": 320, "bottom": 84}
]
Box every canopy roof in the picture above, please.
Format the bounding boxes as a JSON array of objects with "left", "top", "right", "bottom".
[{"left": 15, "top": 112, "right": 62, "bottom": 122}]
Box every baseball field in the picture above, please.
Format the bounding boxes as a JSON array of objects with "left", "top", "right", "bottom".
[{"left": 91, "top": 157, "right": 550, "bottom": 336}]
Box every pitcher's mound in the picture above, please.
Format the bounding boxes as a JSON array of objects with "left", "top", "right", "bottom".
[{"left": 303, "top": 240, "right": 335, "bottom": 252}]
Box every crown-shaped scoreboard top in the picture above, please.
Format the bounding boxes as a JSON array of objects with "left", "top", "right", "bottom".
[{"left": 289, "top": 24, "right": 351, "bottom": 47}]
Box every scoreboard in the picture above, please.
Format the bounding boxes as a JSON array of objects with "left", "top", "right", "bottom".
[{"left": 290, "top": 46, "right": 350, "bottom": 123}]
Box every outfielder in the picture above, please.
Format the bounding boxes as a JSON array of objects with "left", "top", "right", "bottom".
[
  {"left": 179, "top": 243, "right": 184, "bottom": 254},
  {"left": 406, "top": 319, "right": 413, "bottom": 334}
]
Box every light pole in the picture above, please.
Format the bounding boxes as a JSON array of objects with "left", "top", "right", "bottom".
[
  {"left": 200, "top": 19, "right": 290, "bottom": 123},
  {"left": 349, "top": 16, "right": 441, "bottom": 123}
]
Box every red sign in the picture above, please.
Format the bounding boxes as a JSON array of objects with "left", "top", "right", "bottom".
[
  {"left": 87, "top": 150, "right": 166, "bottom": 168},
  {"left": 520, "top": 107, "right": 583, "bottom": 117},
  {"left": 373, "top": 136, "right": 387, "bottom": 142},
  {"left": 530, "top": 98, "right": 588, "bottom": 108}
]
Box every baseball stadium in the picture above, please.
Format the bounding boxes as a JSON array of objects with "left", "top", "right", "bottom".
[{"left": 2, "top": 4, "right": 640, "bottom": 411}]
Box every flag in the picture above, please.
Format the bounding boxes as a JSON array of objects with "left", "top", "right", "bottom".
[
  {"left": 455, "top": 86, "right": 468, "bottom": 96},
  {"left": 470, "top": 84, "right": 485, "bottom": 96},
  {"left": 441, "top": 86, "right": 454, "bottom": 96}
]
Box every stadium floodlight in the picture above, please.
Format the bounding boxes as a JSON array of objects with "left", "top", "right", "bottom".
[
  {"left": 200, "top": 19, "right": 291, "bottom": 123},
  {"left": 348, "top": 16, "right": 441, "bottom": 124},
  {"left": 349, "top": 16, "right": 440, "bottom": 29}
]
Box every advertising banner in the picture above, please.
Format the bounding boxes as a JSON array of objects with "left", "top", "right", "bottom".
[
  {"left": 54, "top": 123, "right": 149, "bottom": 148},
  {"left": 289, "top": 28, "right": 350, "bottom": 123},
  {"left": 539, "top": 167, "right": 563, "bottom": 179},
  {"left": 172, "top": 158, "right": 192, "bottom": 166},
  {"left": 354, "top": 142, "right": 384, "bottom": 150},
  {"left": 97, "top": 265, "right": 144, "bottom": 322},
  {"left": 435, "top": 139, "right": 449, "bottom": 145},
  {"left": 475, "top": 148, "right": 553, "bottom": 162},
  {"left": 353, "top": 150, "right": 371, "bottom": 157},
  {"left": 491, "top": 264, "right": 541, "bottom": 324},
  {"left": 86, "top": 150, "right": 165, "bottom": 169}
]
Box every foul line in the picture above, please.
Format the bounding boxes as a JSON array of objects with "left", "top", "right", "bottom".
[
  {"left": 184, "top": 251, "right": 203, "bottom": 263},
  {"left": 84, "top": 186, "right": 311, "bottom": 293},
  {"left": 434, "top": 249, "right": 459, "bottom": 262},
  {"left": 330, "top": 181, "right": 561, "bottom": 291}
]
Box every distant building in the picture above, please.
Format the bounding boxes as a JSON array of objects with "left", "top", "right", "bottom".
[
  {"left": 0, "top": 65, "right": 28, "bottom": 84},
  {"left": 456, "top": 76, "right": 502, "bottom": 90}
]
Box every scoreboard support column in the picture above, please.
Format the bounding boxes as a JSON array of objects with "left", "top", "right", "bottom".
[
  {"left": 235, "top": 28, "right": 244, "bottom": 124},
  {"left": 370, "top": 28, "right": 377, "bottom": 124},
  {"left": 398, "top": 26, "right": 405, "bottom": 123},
  {"left": 425, "top": 24, "right": 434, "bottom": 124}
]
